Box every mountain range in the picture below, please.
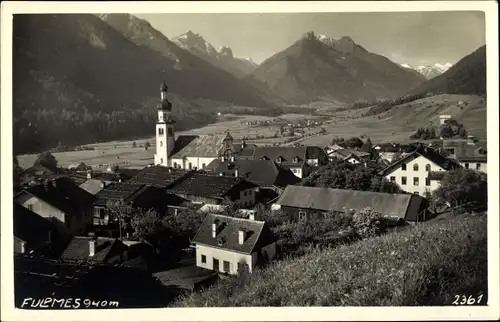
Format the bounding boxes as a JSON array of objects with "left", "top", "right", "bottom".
[
  {"left": 172, "top": 31, "right": 258, "bottom": 78},
  {"left": 401, "top": 63, "right": 453, "bottom": 79},
  {"left": 248, "top": 32, "right": 427, "bottom": 104},
  {"left": 410, "top": 45, "right": 486, "bottom": 96},
  {"left": 12, "top": 14, "right": 486, "bottom": 154}
]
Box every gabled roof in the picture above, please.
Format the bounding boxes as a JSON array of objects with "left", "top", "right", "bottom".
[
  {"left": 204, "top": 159, "right": 301, "bottom": 187},
  {"left": 192, "top": 214, "right": 276, "bottom": 254},
  {"left": 17, "top": 177, "right": 95, "bottom": 216},
  {"left": 13, "top": 203, "right": 54, "bottom": 246},
  {"left": 332, "top": 148, "right": 370, "bottom": 159},
  {"left": 21, "top": 163, "right": 60, "bottom": 176},
  {"left": 275, "top": 185, "right": 427, "bottom": 220},
  {"left": 93, "top": 182, "right": 151, "bottom": 207},
  {"left": 171, "top": 134, "right": 233, "bottom": 158},
  {"left": 233, "top": 142, "right": 257, "bottom": 157},
  {"left": 380, "top": 146, "right": 461, "bottom": 176},
  {"left": 60, "top": 236, "right": 126, "bottom": 263},
  {"left": 127, "top": 166, "right": 191, "bottom": 188},
  {"left": 79, "top": 179, "right": 105, "bottom": 195},
  {"left": 252, "top": 147, "right": 307, "bottom": 167},
  {"left": 166, "top": 173, "right": 258, "bottom": 200}
]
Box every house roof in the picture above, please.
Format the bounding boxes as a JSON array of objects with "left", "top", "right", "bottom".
[
  {"left": 192, "top": 214, "right": 276, "bottom": 254},
  {"left": 204, "top": 159, "right": 300, "bottom": 187},
  {"left": 79, "top": 179, "right": 105, "bottom": 195},
  {"left": 21, "top": 163, "right": 60, "bottom": 176},
  {"left": 333, "top": 148, "right": 371, "bottom": 159},
  {"left": 127, "top": 166, "right": 191, "bottom": 188},
  {"left": 381, "top": 146, "right": 461, "bottom": 176},
  {"left": 275, "top": 185, "right": 426, "bottom": 220},
  {"left": 166, "top": 173, "right": 258, "bottom": 200},
  {"left": 442, "top": 140, "right": 487, "bottom": 162},
  {"left": 13, "top": 203, "right": 54, "bottom": 246},
  {"left": 171, "top": 134, "right": 233, "bottom": 159},
  {"left": 18, "top": 177, "right": 95, "bottom": 216},
  {"left": 60, "top": 236, "right": 125, "bottom": 263},
  {"left": 252, "top": 147, "right": 307, "bottom": 167},
  {"left": 233, "top": 143, "right": 257, "bottom": 157},
  {"left": 93, "top": 182, "right": 150, "bottom": 207}
]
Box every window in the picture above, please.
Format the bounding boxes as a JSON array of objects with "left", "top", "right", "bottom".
[
  {"left": 465, "top": 163, "right": 469, "bottom": 169},
  {"left": 292, "top": 169, "right": 297, "bottom": 173},
  {"left": 27, "top": 204, "right": 33, "bottom": 211},
  {"left": 298, "top": 211, "right": 307, "bottom": 221},
  {"left": 401, "top": 163, "right": 407, "bottom": 171},
  {"left": 173, "top": 162, "right": 177, "bottom": 168},
  {"left": 158, "top": 128, "right": 164, "bottom": 135},
  {"left": 401, "top": 177, "right": 407, "bottom": 185},
  {"left": 188, "top": 162, "right": 192, "bottom": 169},
  {"left": 390, "top": 176, "right": 396, "bottom": 182},
  {"left": 476, "top": 163, "right": 481, "bottom": 170},
  {"left": 413, "top": 177, "right": 419, "bottom": 186},
  {"left": 160, "top": 141, "right": 163, "bottom": 147},
  {"left": 413, "top": 164, "right": 419, "bottom": 171},
  {"left": 202, "top": 163, "right": 206, "bottom": 168},
  {"left": 425, "top": 164, "right": 431, "bottom": 172},
  {"left": 201, "top": 255, "right": 206, "bottom": 264},
  {"left": 425, "top": 178, "right": 431, "bottom": 186},
  {"left": 223, "top": 260, "right": 230, "bottom": 273},
  {"left": 293, "top": 157, "right": 299, "bottom": 163},
  {"left": 160, "top": 158, "right": 163, "bottom": 164}
]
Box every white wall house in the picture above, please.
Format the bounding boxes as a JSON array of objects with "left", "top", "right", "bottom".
[
  {"left": 193, "top": 214, "right": 277, "bottom": 275},
  {"left": 381, "top": 147, "right": 462, "bottom": 196}
]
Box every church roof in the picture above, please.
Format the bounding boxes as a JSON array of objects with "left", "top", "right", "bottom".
[{"left": 171, "top": 134, "right": 233, "bottom": 158}]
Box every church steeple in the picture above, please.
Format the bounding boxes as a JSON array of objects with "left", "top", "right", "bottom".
[{"left": 154, "top": 80, "right": 176, "bottom": 167}]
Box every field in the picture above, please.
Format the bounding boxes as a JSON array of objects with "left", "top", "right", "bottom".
[
  {"left": 174, "top": 212, "right": 487, "bottom": 306},
  {"left": 17, "top": 94, "right": 486, "bottom": 170}
]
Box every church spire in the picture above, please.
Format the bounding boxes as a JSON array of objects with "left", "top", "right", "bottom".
[{"left": 159, "top": 81, "right": 172, "bottom": 111}]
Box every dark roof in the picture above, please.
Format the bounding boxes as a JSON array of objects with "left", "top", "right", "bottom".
[
  {"left": 18, "top": 177, "right": 95, "bottom": 216},
  {"left": 171, "top": 133, "right": 234, "bottom": 158},
  {"left": 233, "top": 142, "right": 257, "bottom": 157},
  {"left": 93, "top": 182, "right": 150, "bottom": 207},
  {"left": 22, "top": 163, "right": 60, "bottom": 176},
  {"left": 204, "top": 159, "right": 300, "bottom": 187},
  {"left": 275, "top": 185, "right": 427, "bottom": 220},
  {"left": 127, "top": 166, "right": 191, "bottom": 188},
  {"left": 252, "top": 146, "right": 307, "bottom": 166},
  {"left": 166, "top": 173, "right": 258, "bottom": 199},
  {"left": 13, "top": 203, "right": 54, "bottom": 246},
  {"left": 442, "top": 140, "right": 487, "bottom": 162},
  {"left": 192, "top": 214, "right": 276, "bottom": 254},
  {"left": 305, "top": 146, "right": 328, "bottom": 160},
  {"left": 60, "top": 236, "right": 125, "bottom": 263},
  {"left": 381, "top": 146, "right": 461, "bottom": 176},
  {"left": 153, "top": 266, "right": 217, "bottom": 291}
]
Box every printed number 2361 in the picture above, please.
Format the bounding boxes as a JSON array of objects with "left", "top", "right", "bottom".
[{"left": 452, "top": 294, "right": 483, "bottom": 305}]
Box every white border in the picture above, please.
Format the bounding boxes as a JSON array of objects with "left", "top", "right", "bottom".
[{"left": 1, "top": 2, "right": 499, "bottom": 321}]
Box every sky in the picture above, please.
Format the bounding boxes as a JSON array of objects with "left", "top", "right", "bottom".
[{"left": 136, "top": 11, "right": 485, "bottom": 67}]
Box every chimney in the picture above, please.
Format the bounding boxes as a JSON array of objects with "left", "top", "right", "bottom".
[
  {"left": 89, "top": 238, "right": 96, "bottom": 257},
  {"left": 238, "top": 229, "right": 247, "bottom": 245},
  {"left": 467, "top": 135, "right": 476, "bottom": 145},
  {"left": 87, "top": 171, "right": 92, "bottom": 179},
  {"left": 212, "top": 219, "right": 220, "bottom": 238},
  {"left": 234, "top": 168, "right": 239, "bottom": 178},
  {"left": 230, "top": 155, "right": 235, "bottom": 162},
  {"left": 248, "top": 210, "right": 256, "bottom": 221}
]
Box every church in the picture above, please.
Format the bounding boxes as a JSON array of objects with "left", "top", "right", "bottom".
[{"left": 154, "top": 81, "right": 241, "bottom": 170}]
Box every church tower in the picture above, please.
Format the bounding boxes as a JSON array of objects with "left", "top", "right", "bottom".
[{"left": 154, "top": 81, "right": 176, "bottom": 166}]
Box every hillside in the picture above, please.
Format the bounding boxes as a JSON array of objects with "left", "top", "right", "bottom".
[
  {"left": 174, "top": 212, "right": 487, "bottom": 306},
  {"left": 172, "top": 30, "right": 258, "bottom": 78},
  {"left": 249, "top": 31, "right": 426, "bottom": 104},
  {"left": 13, "top": 14, "right": 277, "bottom": 154},
  {"left": 410, "top": 45, "right": 486, "bottom": 96}
]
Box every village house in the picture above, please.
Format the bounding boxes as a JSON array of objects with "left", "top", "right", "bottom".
[
  {"left": 128, "top": 165, "right": 192, "bottom": 188},
  {"left": 19, "top": 163, "right": 62, "bottom": 188},
  {"left": 442, "top": 136, "right": 487, "bottom": 173},
  {"left": 272, "top": 185, "right": 430, "bottom": 222},
  {"left": 14, "top": 177, "right": 95, "bottom": 236},
  {"left": 92, "top": 182, "right": 169, "bottom": 228},
  {"left": 380, "top": 145, "right": 461, "bottom": 196},
  {"left": 192, "top": 214, "right": 277, "bottom": 275},
  {"left": 13, "top": 203, "right": 67, "bottom": 257},
  {"left": 165, "top": 173, "right": 259, "bottom": 211},
  {"left": 250, "top": 146, "right": 328, "bottom": 178},
  {"left": 328, "top": 148, "right": 371, "bottom": 164},
  {"left": 439, "top": 114, "right": 452, "bottom": 125},
  {"left": 59, "top": 235, "right": 129, "bottom": 265},
  {"left": 324, "top": 144, "right": 345, "bottom": 155}
]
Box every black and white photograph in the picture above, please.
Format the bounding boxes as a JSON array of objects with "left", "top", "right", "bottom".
[{"left": 1, "top": 1, "right": 498, "bottom": 321}]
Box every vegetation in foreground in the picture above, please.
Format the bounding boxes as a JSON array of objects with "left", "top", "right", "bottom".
[{"left": 173, "top": 212, "right": 487, "bottom": 306}]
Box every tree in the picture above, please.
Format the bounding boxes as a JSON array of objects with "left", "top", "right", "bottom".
[
  {"left": 345, "top": 137, "right": 364, "bottom": 149},
  {"left": 130, "top": 209, "right": 165, "bottom": 243},
  {"left": 351, "top": 207, "right": 385, "bottom": 238},
  {"left": 34, "top": 151, "right": 58, "bottom": 169},
  {"left": 361, "top": 137, "right": 373, "bottom": 153},
  {"left": 13, "top": 156, "right": 23, "bottom": 191},
  {"left": 107, "top": 200, "right": 135, "bottom": 239},
  {"left": 163, "top": 207, "right": 207, "bottom": 242},
  {"left": 132, "top": 141, "right": 137, "bottom": 148},
  {"left": 432, "top": 169, "right": 487, "bottom": 211},
  {"left": 144, "top": 142, "right": 151, "bottom": 150}
]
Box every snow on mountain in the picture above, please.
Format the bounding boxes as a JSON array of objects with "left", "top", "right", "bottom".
[{"left": 400, "top": 62, "right": 453, "bottom": 79}]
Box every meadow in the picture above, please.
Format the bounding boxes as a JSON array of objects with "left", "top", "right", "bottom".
[
  {"left": 17, "top": 94, "right": 486, "bottom": 169},
  {"left": 173, "top": 212, "right": 487, "bottom": 306}
]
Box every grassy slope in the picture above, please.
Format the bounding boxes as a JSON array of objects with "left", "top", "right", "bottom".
[{"left": 174, "top": 213, "right": 487, "bottom": 306}]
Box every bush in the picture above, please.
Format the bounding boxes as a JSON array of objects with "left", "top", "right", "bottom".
[{"left": 351, "top": 207, "right": 385, "bottom": 238}]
